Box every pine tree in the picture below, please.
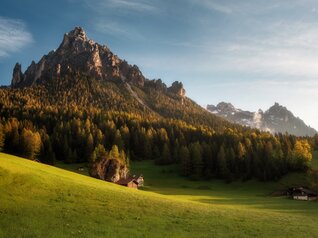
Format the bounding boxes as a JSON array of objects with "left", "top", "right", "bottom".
[
  {"left": 161, "top": 143, "right": 171, "bottom": 165},
  {"left": 91, "top": 144, "right": 107, "bottom": 163},
  {"left": 20, "top": 129, "right": 42, "bottom": 160},
  {"left": 237, "top": 142, "right": 246, "bottom": 160},
  {"left": 314, "top": 134, "right": 318, "bottom": 150},
  {"left": 217, "top": 145, "right": 229, "bottom": 179},
  {"left": 179, "top": 146, "right": 190, "bottom": 176},
  {"left": 39, "top": 134, "right": 56, "bottom": 165},
  {"left": 292, "top": 140, "right": 312, "bottom": 170},
  {"left": 143, "top": 138, "right": 152, "bottom": 159},
  {"left": 190, "top": 142, "right": 203, "bottom": 180},
  {"left": 119, "top": 150, "right": 126, "bottom": 162},
  {"left": 110, "top": 145, "right": 120, "bottom": 160},
  {"left": 113, "top": 130, "right": 124, "bottom": 150},
  {"left": 226, "top": 146, "right": 236, "bottom": 175},
  {"left": 120, "top": 125, "right": 130, "bottom": 148},
  {"left": 153, "top": 145, "right": 161, "bottom": 163},
  {"left": 85, "top": 133, "right": 94, "bottom": 160},
  {"left": 172, "top": 146, "right": 178, "bottom": 163}
]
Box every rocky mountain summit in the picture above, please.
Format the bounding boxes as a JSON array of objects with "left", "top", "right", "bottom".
[
  {"left": 11, "top": 27, "right": 185, "bottom": 100},
  {"left": 12, "top": 27, "right": 145, "bottom": 87},
  {"left": 207, "top": 102, "right": 316, "bottom": 136}
]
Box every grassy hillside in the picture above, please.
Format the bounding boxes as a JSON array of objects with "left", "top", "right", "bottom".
[{"left": 1, "top": 153, "right": 318, "bottom": 238}]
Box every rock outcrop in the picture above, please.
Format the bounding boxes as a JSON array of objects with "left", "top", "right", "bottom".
[
  {"left": 89, "top": 157, "right": 129, "bottom": 183},
  {"left": 168, "top": 81, "right": 186, "bottom": 104},
  {"left": 11, "top": 27, "right": 146, "bottom": 88},
  {"left": 12, "top": 63, "right": 24, "bottom": 86}
]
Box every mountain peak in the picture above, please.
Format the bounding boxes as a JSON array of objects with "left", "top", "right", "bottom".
[
  {"left": 10, "top": 27, "right": 148, "bottom": 88},
  {"left": 58, "top": 26, "right": 94, "bottom": 54},
  {"left": 62, "top": 27, "right": 89, "bottom": 44},
  {"left": 217, "top": 102, "right": 235, "bottom": 110},
  {"left": 266, "top": 102, "right": 291, "bottom": 117},
  {"left": 67, "top": 27, "right": 87, "bottom": 40},
  {"left": 271, "top": 102, "right": 283, "bottom": 110}
]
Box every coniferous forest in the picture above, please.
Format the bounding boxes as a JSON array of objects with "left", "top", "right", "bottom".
[{"left": 0, "top": 73, "right": 314, "bottom": 182}]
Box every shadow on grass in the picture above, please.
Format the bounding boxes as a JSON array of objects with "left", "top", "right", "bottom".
[{"left": 196, "top": 197, "right": 318, "bottom": 215}]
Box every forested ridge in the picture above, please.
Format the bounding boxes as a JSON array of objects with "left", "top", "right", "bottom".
[{"left": 0, "top": 73, "right": 314, "bottom": 181}]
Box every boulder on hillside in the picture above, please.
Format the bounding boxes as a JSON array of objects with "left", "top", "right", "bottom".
[{"left": 89, "top": 157, "right": 129, "bottom": 183}]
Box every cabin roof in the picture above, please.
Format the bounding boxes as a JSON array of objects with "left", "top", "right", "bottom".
[
  {"left": 291, "top": 187, "right": 318, "bottom": 196},
  {"left": 116, "top": 177, "right": 139, "bottom": 185}
]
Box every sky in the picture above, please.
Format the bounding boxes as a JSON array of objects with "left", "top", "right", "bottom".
[{"left": 0, "top": 0, "right": 318, "bottom": 130}]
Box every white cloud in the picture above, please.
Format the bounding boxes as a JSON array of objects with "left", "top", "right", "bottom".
[
  {"left": 107, "top": 0, "right": 157, "bottom": 12},
  {"left": 95, "top": 21, "right": 144, "bottom": 40},
  {"left": 0, "top": 17, "right": 33, "bottom": 58},
  {"left": 199, "top": 0, "right": 233, "bottom": 14},
  {"left": 191, "top": 0, "right": 317, "bottom": 15},
  {"left": 212, "top": 21, "right": 318, "bottom": 79},
  {"left": 84, "top": 0, "right": 158, "bottom": 13},
  {"left": 81, "top": 0, "right": 158, "bottom": 40}
]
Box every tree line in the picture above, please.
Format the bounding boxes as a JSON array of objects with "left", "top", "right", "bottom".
[
  {"left": 0, "top": 74, "right": 313, "bottom": 181},
  {"left": 0, "top": 112, "right": 312, "bottom": 181}
]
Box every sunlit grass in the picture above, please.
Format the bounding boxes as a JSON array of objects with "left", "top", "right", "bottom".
[{"left": 1, "top": 152, "right": 318, "bottom": 238}]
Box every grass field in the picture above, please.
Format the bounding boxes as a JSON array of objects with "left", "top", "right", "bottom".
[{"left": 1, "top": 152, "right": 318, "bottom": 238}]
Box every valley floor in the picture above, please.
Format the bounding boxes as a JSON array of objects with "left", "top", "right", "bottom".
[{"left": 1, "top": 152, "right": 318, "bottom": 238}]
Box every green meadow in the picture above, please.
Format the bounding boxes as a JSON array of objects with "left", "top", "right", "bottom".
[{"left": 1, "top": 152, "right": 318, "bottom": 238}]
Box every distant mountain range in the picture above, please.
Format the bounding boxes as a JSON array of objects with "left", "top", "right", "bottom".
[{"left": 207, "top": 102, "right": 317, "bottom": 136}]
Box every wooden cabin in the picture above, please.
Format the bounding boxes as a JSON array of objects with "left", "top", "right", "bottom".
[
  {"left": 116, "top": 175, "right": 144, "bottom": 189},
  {"left": 288, "top": 187, "right": 318, "bottom": 201},
  {"left": 131, "top": 175, "right": 144, "bottom": 187},
  {"left": 116, "top": 177, "right": 139, "bottom": 189}
]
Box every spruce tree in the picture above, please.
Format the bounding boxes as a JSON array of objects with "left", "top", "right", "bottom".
[
  {"left": 91, "top": 144, "right": 107, "bottom": 163},
  {"left": 161, "top": 143, "right": 171, "bottom": 165},
  {"left": 110, "top": 145, "right": 120, "bottom": 160},
  {"left": 179, "top": 146, "right": 190, "bottom": 176},
  {"left": 217, "top": 145, "right": 229, "bottom": 179},
  {"left": 190, "top": 142, "right": 203, "bottom": 180},
  {"left": 85, "top": 133, "right": 94, "bottom": 160}
]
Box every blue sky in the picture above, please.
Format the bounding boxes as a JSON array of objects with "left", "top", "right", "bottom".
[{"left": 1, "top": 0, "right": 318, "bottom": 129}]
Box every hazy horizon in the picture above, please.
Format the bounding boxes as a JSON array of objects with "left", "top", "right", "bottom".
[{"left": 1, "top": 0, "right": 318, "bottom": 130}]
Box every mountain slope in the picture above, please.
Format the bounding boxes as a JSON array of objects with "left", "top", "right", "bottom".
[
  {"left": 1, "top": 152, "right": 318, "bottom": 238},
  {"left": 207, "top": 102, "right": 317, "bottom": 136},
  {"left": 9, "top": 26, "right": 231, "bottom": 131}
]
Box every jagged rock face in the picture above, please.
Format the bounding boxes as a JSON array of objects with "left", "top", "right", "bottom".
[
  {"left": 11, "top": 27, "right": 146, "bottom": 88},
  {"left": 208, "top": 102, "right": 236, "bottom": 115},
  {"left": 145, "top": 79, "right": 167, "bottom": 91},
  {"left": 12, "top": 63, "right": 24, "bottom": 86},
  {"left": 167, "top": 81, "right": 186, "bottom": 104},
  {"left": 89, "top": 158, "right": 129, "bottom": 183},
  {"left": 168, "top": 81, "right": 186, "bottom": 97},
  {"left": 207, "top": 102, "right": 317, "bottom": 136}
]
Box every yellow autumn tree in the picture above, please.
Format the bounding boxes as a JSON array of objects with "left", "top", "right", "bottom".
[
  {"left": 21, "top": 129, "right": 42, "bottom": 160},
  {"left": 292, "top": 140, "right": 312, "bottom": 169}
]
